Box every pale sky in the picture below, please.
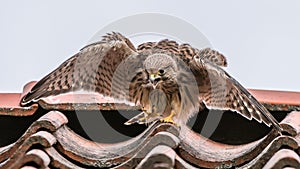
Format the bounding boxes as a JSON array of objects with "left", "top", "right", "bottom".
[{"left": 1, "top": 0, "right": 300, "bottom": 92}]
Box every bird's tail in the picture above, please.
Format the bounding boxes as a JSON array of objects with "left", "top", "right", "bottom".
[{"left": 124, "top": 111, "right": 159, "bottom": 125}]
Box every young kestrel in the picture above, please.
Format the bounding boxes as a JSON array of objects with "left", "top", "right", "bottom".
[{"left": 21, "top": 32, "right": 282, "bottom": 132}]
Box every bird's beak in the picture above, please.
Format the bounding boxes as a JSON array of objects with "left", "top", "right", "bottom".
[{"left": 149, "top": 74, "right": 160, "bottom": 88}]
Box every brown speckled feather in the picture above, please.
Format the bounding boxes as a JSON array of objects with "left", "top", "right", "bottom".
[
  {"left": 189, "top": 58, "right": 282, "bottom": 131},
  {"left": 21, "top": 32, "right": 138, "bottom": 105},
  {"left": 138, "top": 41, "right": 227, "bottom": 67}
]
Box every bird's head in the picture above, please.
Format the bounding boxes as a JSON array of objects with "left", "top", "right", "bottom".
[{"left": 143, "top": 54, "right": 178, "bottom": 88}]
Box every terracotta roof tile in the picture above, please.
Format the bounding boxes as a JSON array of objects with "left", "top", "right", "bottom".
[
  {"left": 0, "top": 93, "right": 38, "bottom": 116},
  {"left": 0, "top": 81, "right": 300, "bottom": 168},
  {"left": 262, "top": 149, "right": 300, "bottom": 169}
]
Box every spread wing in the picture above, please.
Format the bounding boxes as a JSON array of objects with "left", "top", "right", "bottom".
[
  {"left": 21, "top": 32, "right": 138, "bottom": 106},
  {"left": 189, "top": 57, "right": 282, "bottom": 132}
]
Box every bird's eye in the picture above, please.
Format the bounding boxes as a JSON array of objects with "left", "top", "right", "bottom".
[{"left": 158, "top": 69, "right": 165, "bottom": 75}]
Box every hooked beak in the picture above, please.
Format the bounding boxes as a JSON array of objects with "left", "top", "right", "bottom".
[{"left": 149, "top": 74, "right": 161, "bottom": 88}]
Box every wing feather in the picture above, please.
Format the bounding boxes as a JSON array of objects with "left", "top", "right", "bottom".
[
  {"left": 196, "top": 48, "right": 227, "bottom": 67},
  {"left": 189, "top": 58, "right": 282, "bottom": 132},
  {"left": 21, "top": 32, "right": 138, "bottom": 106}
]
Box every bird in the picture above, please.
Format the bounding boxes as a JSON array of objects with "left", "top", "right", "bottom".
[{"left": 20, "top": 32, "right": 282, "bottom": 132}]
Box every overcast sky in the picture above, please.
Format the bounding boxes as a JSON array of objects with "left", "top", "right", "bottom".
[{"left": 1, "top": 0, "right": 300, "bottom": 92}]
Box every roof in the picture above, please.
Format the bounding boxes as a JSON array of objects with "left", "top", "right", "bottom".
[{"left": 0, "top": 81, "right": 300, "bottom": 168}]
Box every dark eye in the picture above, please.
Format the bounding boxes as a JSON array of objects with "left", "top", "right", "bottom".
[{"left": 158, "top": 69, "right": 165, "bottom": 75}]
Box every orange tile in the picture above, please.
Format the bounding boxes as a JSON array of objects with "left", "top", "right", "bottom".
[{"left": 249, "top": 89, "right": 300, "bottom": 106}]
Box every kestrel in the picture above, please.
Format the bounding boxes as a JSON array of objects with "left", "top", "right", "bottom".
[{"left": 21, "top": 32, "right": 282, "bottom": 132}]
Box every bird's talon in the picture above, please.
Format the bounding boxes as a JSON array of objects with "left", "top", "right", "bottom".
[
  {"left": 160, "top": 118, "right": 178, "bottom": 126},
  {"left": 160, "top": 117, "right": 174, "bottom": 123},
  {"left": 160, "top": 110, "right": 178, "bottom": 126}
]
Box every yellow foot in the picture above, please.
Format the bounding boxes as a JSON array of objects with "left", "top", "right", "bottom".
[{"left": 160, "top": 111, "right": 179, "bottom": 127}]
